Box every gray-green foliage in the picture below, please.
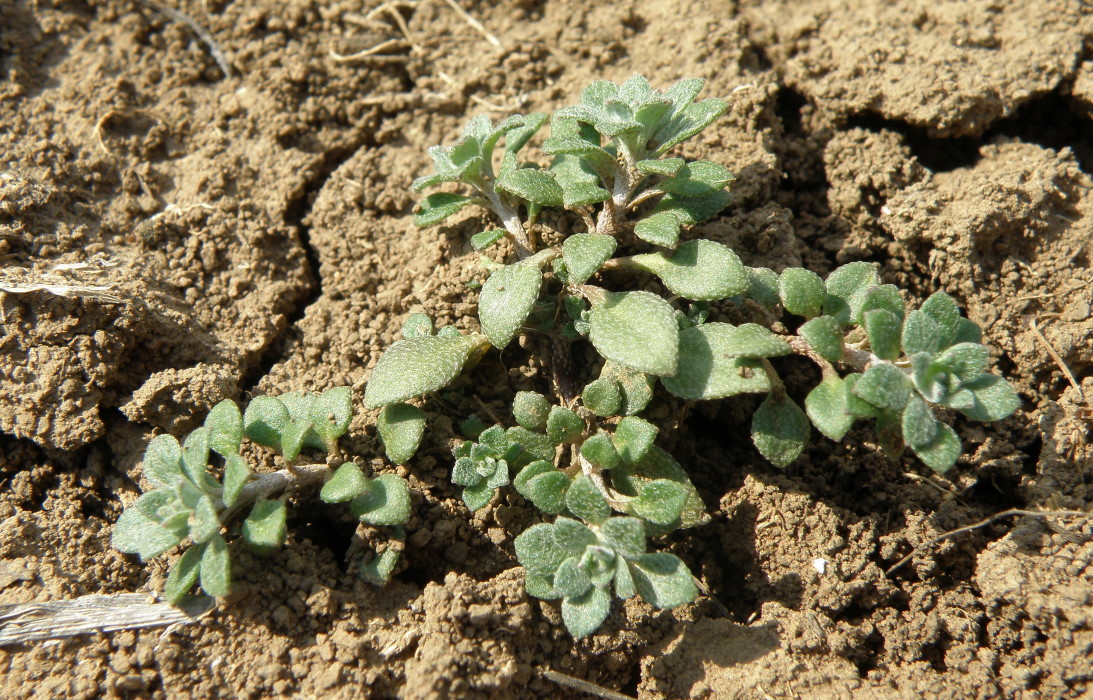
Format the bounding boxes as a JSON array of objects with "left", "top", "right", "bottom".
[
  {"left": 113, "top": 388, "right": 411, "bottom": 602},
  {"left": 365, "top": 75, "right": 1019, "bottom": 638}
]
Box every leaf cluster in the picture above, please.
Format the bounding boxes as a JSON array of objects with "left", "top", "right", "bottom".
[{"left": 113, "top": 388, "right": 411, "bottom": 600}]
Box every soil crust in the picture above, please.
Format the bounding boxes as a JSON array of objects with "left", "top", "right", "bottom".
[{"left": 1, "top": 0, "right": 1091, "bottom": 697}]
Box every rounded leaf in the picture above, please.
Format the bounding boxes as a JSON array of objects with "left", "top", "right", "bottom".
[
  {"left": 364, "top": 335, "right": 486, "bottom": 408},
  {"left": 165, "top": 543, "right": 205, "bottom": 603},
  {"left": 497, "top": 168, "right": 563, "bottom": 206},
  {"left": 853, "top": 363, "right": 912, "bottom": 411},
  {"left": 563, "top": 234, "right": 617, "bottom": 285},
  {"left": 778, "top": 268, "right": 824, "bottom": 318},
  {"left": 629, "top": 553, "right": 697, "bottom": 609},
  {"left": 612, "top": 416, "right": 657, "bottom": 465},
  {"left": 142, "top": 434, "right": 184, "bottom": 489},
  {"left": 479, "top": 262, "right": 543, "bottom": 349},
  {"left": 222, "top": 453, "right": 251, "bottom": 508},
  {"left": 199, "top": 534, "right": 231, "bottom": 598},
  {"left": 321, "top": 462, "right": 369, "bottom": 503},
  {"left": 513, "top": 391, "right": 551, "bottom": 431},
  {"left": 823, "top": 262, "right": 878, "bottom": 325},
  {"left": 377, "top": 402, "right": 426, "bottom": 464},
  {"left": 310, "top": 386, "right": 353, "bottom": 446},
  {"left": 205, "top": 400, "right": 243, "bottom": 457},
  {"left": 566, "top": 475, "right": 611, "bottom": 525},
  {"left": 112, "top": 491, "right": 189, "bottom": 561},
  {"left": 629, "top": 240, "right": 747, "bottom": 301},
  {"left": 515, "top": 522, "right": 569, "bottom": 576},
  {"left": 958, "top": 373, "right": 1020, "bottom": 422},
  {"left": 911, "top": 423, "right": 962, "bottom": 473},
  {"left": 598, "top": 517, "right": 646, "bottom": 558},
  {"left": 798, "top": 316, "right": 845, "bottom": 363},
  {"left": 588, "top": 290, "right": 679, "bottom": 376},
  {"left": 805, "top": 376, "right": 855, "bottom": 441},
  {"left": 752, "top": 393, "right": 810, "bottom": 467},
  {"left": 582, "top": 379, "right": 623, "bottom": 417},
  {"left": 661, "top": 324, "right": 771, "bottom": 400},
  {"left": 632, "top": 480, "right": 689, "bottom": 526},
  {"left": 547, "top": 406, "right": 585, "bottom": 444},
  {"left": 242, "top": 499, "right": 287, "bottom": 555},
  {"left": 243, "top": 396, "right": 290, "bottom": 449},
  {"left": 561, "top": 586, "right": 612, "bottom": 639},
  {"left": 350, "top": 474, "right": 411, "bottom": 525}
]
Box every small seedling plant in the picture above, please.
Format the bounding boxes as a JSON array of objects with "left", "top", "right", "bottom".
[
  {"left": 363, "top": 75, "right": 1020, "bottom": 638},
  {"left": 113, "top": 387, "right": 412, "bottom": 601}
]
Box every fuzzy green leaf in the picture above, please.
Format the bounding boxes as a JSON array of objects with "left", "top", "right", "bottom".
[
  {"left": 911, "top": 423, "right": 962, "bottom": 473},
  {"left": 629, "top": 239, "right": 747, "bottom": 301},
  {"left": 953, "top": 317, "right": 983, "bottom": 344},
  {"left": 613, "top": 447, "right": 709, "bottom": 531},
  {"left": 861, "top": 284, "right": 905, "bottom": 320},
  {"left": 554, "top": 556, "right": 594, "bottom": 599},
  {"left": 581, "top": 432, "right": 621, "bottom": 471},
  {"left": 517, "top": 466, "right": 569, "bottom": 514},
  {"left": 222, "top": 453, "right": 250, "bottom": 508},
  {"left": 309, "top": 386, "right": 352, "bottom": 447},
  {"left": 479, "top": 262, "right": 543, "bottom": 349},
  {"left": 805, "top": 376, "right": 855, "bottom": 441},
  {"left": 864, "top": 309, "right": 903, "bottom": 361},
  {"left": 181, "top": 427, "right": 212, "bottom": 491},
  {"left": 630, "top": 553, "right": 697, "bottom": 608},
  {"left": 752, "top": 394, "right": 810, "bottom": 467},
  {"left": 934, "top": 343, "right": 990, "bottom": 382},
  {"left": 599, "top": 517, "right": 646, "bottom": 558},
  {"left": 415, "top": 193, "right": 475, "bottom": 227},
  {"left": 588, "top": 290, "right": 679, "bottom": 376},
  {"left": 823, "top": 262, "right": 878, "bottom": 325},
  {"left": 583, "top": 378, "right": 623, "bottom": 417},
  {"left": 359, "top": 548, "right": 401, "bottom": 587},
  {"left": 550, "top": 154, "right": 611, "bottom": 208},
  {"left": 659, "top": 160, "right": 733, "bottom": 197},
  {"left": 205, "top": 400, "right": 242, "bottom": 457},
  {"left": 566, "top": 475, "right": 611, "bottom": 525},
  {"left": 351, "top": 474, "right": 412, "bottom": 525},
  {"left": 112, "top": 491, "right": 189, "bottom": 560},
  {"left": 957, "top": 374, "right": 1020, "bottom": 422},
  {"left": 633, "top": 211, "right": 683, "bottom": 248},
  {"left": 636, "top": 158, "right": 684, "bottom": 176},
  {"left": 461, "top": 483, "right": 494, "bottom": 512},
  {"left": 512, "top": 391, "right": 550, "bottom": 431},
  {"left": 920, "top": 292, "right": 961, "bottom": 347},
  {"left": 600, "top": 362, "right": 656, "bottom": 416},
  {"left": 798, "top": 316, "right": 845, "bottom": 363},
  {"left": 902, "top": 310, "right": 942, "bottom": 356},
  {"left": 243, "top": 396, "right": 290, "bottom": 449},
  {"left": 320, "top": 462, "right": 369, "bottom": 503},
  {"left": 504, "top": 112, "right": 548, "bottom": 154},
  {"left": 199, "top": 534, "right": 231, "bottom": 597},
  {"left": 901, "top": 395, "right": 939, "bottom": 448},
  {"left": 853, "top": 363, "right": 912, "bottom": 411},
  {"left": 653, "top": 97, "right": 729, "bottom": 155},
  {"left": 190, "top": 495, "right": 221, "bottom": 544},
  {"left": 633, "top": 479, "right": 689, "bottom": 526},
  {"left": 164, "top": 543, "right": 205, "bottom": 603},
  {"left": 279, "top": 418, "right": 310, "bottom": 462},
  {"left": 613, "top": 416, "right": 658, "bottom": 465},
  {"left": 515, "top": 522, "right": 569, "bottom": 576},
  {"left": 364, "top": 334, "right": 485, "bottom": 408},
  {"left": 722, "top": 323, "right": 792, "bottom": 358},
  {"left": 497, "top": 168, "right": 563, "bottom": 206},
  {"left": 143, "top": 434, "right": 184, "bottom": 489},
  {"left": 779, "top": 268, "right": 825, "bottom": 318},
  {"left": 746, "top": 267, "right": 781, "bottom": 309},
  {"left": 507, "top": 426, "right": 555, "bottom": 463},
  {"left": 561, "top": 586, "right": 612, "bottom": 639},
  {"left": 843, "top": 374, "right": 881, "bottom": 418},
  {"left": 470, "top": 228, "right": 506, "bottom": 251},
  {"left": 377, "top": 403, "right": 426, "bottom": 464},
  {"left": 660, "top": 324, "right": 771, "bottom": 400},
  {"left": 563, "top": 234, "right": 617, "bottom": 285},
  {"left": 547, "top": 406, "right": 584, "bottom": 444},
  {"left": 242, "top": 499, "right": 287, "bottom": 555}
]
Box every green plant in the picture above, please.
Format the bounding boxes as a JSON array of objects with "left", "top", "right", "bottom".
[
  {"left": 113, "top": 387, "right": 412, "bottom": 601},
  {"left": 362, "top": 75, "right": 1019, "bottom": 638}
]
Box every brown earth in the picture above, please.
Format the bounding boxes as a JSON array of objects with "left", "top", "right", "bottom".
[{"left": 1, "top": 0, "right": 1092, "bottom": 697}]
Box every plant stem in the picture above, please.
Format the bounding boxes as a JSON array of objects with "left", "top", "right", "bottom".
[{"left": 222, "top": 463, "right": 329, "bottom": 522}]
